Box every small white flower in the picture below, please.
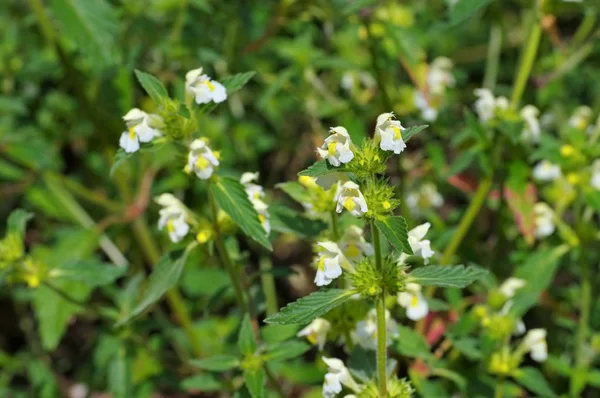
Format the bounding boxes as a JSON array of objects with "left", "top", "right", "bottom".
[
  {"left": 313, "top": 241, "right": 349, "bottom": 286},
  {"left": 339, "top": 225, "right": 374, "bottom": 262},
  {"left": 187, "top": 139, "right": 220, "bottom": 180},
  {"left": 406, "top": 183, "right": 443, "bottom": 216},
  {"left": 240, "top": 172, "right": 270, "bottom": 234},
  {"left": 414, "top": 91, "right": 439, "bottom": 122},
  {"left": 590, "top": 159, "right": 600, "bottom": 190},
  {"left": 317, "top": 127, "right": 355, "bottom": 167},
  {"left": 522, "top": 328, "right": 548, "bottom": 362},
  {"left": 355, "top": 308, "right": 399, "bottom": 350},
  {"left": 427, "top": 57, "right": 455, "bottom": 96},
  {"left": 499, "top": 278, "right": 526, "bottom": 298},
  {"left": 474, "top": 88, "right": 496, "bottom": 123},
  {"left": 119, "top": 108, "right": 164, "bottom": 153},
  {"left": 398, "top": 283, "right": 429, "bottom": 321},
  {"left": 534, "top": 202, "right": 555, "bottom": 238},
  {"left": 321, "top": 357, "right": 360, "bottom": 398},
  {"left": 185, "top": 67, "right": 227, "bottom": 104},
  {"left": 376, "top": 112, "right": 406, "bottom": 154},
  {"left": 155, "top": 194, "right": 190, "bottom": 243},
  {"left": 335, "top": 181, "right": 368, "bottom": 217},
  {"left": 569, "top": 106, "right": 592, "bottom": 130},
  {"left": 399, "top": 223, "right": 435, "bottom": 264},
  {"left": 533, "top": 160, "right": 562, "bottom": 182},
  {"left": 520, "top": 105, "right": 541, "bottom": 143},
  {"left": 297, "top": 318, "right": 330, "bottom": 351}
]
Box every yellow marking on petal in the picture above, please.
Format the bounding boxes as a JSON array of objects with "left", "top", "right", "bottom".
[
  {"left": 258, "top": 214, "right": 266, "bottom": 225},
  {"left": 128, "top": 126, "right": 136, "bottom": 139},
  {"left": 327, "top": 142, "right": 337, "bottom": 156},
  {"left": 410, "top": 295, "right": 419, "bottom": 307},
  {"left": 391, "top": 126, "right": 402, "bottom": 140},
  {"left": 560, "top": 145, "right": 575, "bottom": 157},
  {"left": 167, "top": 220, "right": 175, "bottom": 233},
  {"left": 204, "top": 80, "right": 215, "bottom": 91},
  {"left": 343, "top": 198, "right": 356, "bottom": 212},
  {"left": 317, "top": 257, "right": 326, "bottom": 270},
  {"left": 306, "top": 333, "right": 317, "bottom": 345},
  {"left": 195, "top": 156, "right": 210, "bottom": 170},
  {"left": 567, "top": 173, "right": 579, "bottom": 185},
  {"left": 345, "top": 244, "right": 361, "bottom": 259},
  {"left": 383, "top": 201, "right": 391, "bottom": 210},
  {"left": 213, "top": 151, "right": 221, "bottom": 160}
]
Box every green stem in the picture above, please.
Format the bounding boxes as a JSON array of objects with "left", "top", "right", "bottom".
[
  {"left": 571, "top": 252, "right": 592, "bottom": 394},
  {"left": 511, "top": 11, "right": 542, "bottom": 108},
  {"left": 483, "top": 24, "right": 503, "bottom": 90},
  {"left": 330, "top": 210, "right": 340, "bottom": 241},
  {"left": 371, "top": 221, "right": 387, "bottom": 397},
  {"left": 260, "top": 257, "right": 278, "bottom": 317},
  {"left": 494, "top": 377, "right": 504, "bottom": 398},
  {"left": 572, "top": 9, "right": 597, "bottom": 47}
]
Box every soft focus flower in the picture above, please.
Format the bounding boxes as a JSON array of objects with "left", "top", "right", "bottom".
[
  {"left": 186, "top": 139, "right": 220, "bottom": 180},
  {"left": 119, "top": 108, "right": 163, "bottom": 153},
  {"left": 321, "top": 357, "right": 360, "bottom": 398},
  {"left": 569, "top": 106, "right": 592, "bottom": 130},
  {"left": 335, "top": 181, "right": 368, "bottom": 217},
  {"left": 414, "top": 91, "right": 438, "bottom": 122},
  {"left": 533, "top": 160, "right": 561, "bottom": 182},
  {"left": 297, "top": 318, "right": 331, "bottom": 351},
  {"left": 185, "top": 67, "right": 227, "bottom": 104},
  {"left": 314, "top": 241, "right": 349, "bottom": 286},
  {"left": 399, "top": 223, "right": 434, "bottom": 264},
  {"left": 499, "top": 278, "right": 526, "bottom": 298},
  {"left": 590, "top": 159, "right": 600, "bottom": 190},
  {"left": 355, "top": 308, "right": 399, "bottom": 350},
  {"left": 398, "top": 283, "right": 429, "bottom": 320},
  {"left": 520, "top": 105, "right": 541, "bottom": 143},
  {"left": 339, "top": 225, "right": 374, "bottom": 262},
  {"left": 406, "top": 183, "right": 443, "bottom": 216},
  {"left": 473, "top": 89, "right": 508, "bottom": 123},
  {"left": 155, "top": 194, "right": 190, "bottom": 243},
  {"left": 376, "top": 112, "right": 406, "bottom": 154},
  {"left": 533, "top": 203, "right": 555, "bottom": 238},
  {"left": 240, "top": 172, "right": 270, "bottom": 234},
  {"left": 522, "top": 328, "right": 548, "bottom": 362},
  {"left": 317, "top": 127, "right": 354, "bottom": 167},
  {"left": 427, "top": 57, "right": 455, "bottom": 96}
]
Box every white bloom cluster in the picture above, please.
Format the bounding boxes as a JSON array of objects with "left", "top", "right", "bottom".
[
  {"left": 185, "top": 67, "right": 227, "bottom": 104},
  {"left": 532, "top": 160, "right": 561, "bottom": 182},
  {"left": 321, "top": 357, "right": 360, "bottom": 398},
  {"left": 522, "top": 328, "right": 548, "bottom": 362},
  {"left": 399, "top": 223, "right": 435, "bottom": 264},
  {"left": 355, "top": 308, "right": 399, "bottom": 350},
  {"left": 520, "top": 105, "right": 541, "bottom": 143},
  {"left": 414, "top": 57, "right": 455, "bottom": 121},
  {"left": 240, "top": 172, "right": 270, "bottom": 235},
  {"left": 533, "top": 202, "right": 555, "bottom": 238},
  {"left": 119, "top": 108, "right": 164, "bottom": 153},
  {"left": 473, "top": 88, "right": 508, "bottom": 123},
  {"left": 186, "top": 139, "right": 220, "bottom": 180},
  {"left": 155, "top": 193, "right": 190, "bottom": 243},
  {"left": 317, "top": 127, "right": 354, "bottom": 167}
]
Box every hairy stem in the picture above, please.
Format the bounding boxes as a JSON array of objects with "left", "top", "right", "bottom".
[{"left": 371, "top": 221, "right": 387, "bottom": 397}]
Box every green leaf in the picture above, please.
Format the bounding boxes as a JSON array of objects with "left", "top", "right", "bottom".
[
  {"left": 269, "top": 205, "right": 327, "bottom": 238},
  {"left": 238, "top": 314, "right": 257, "bottom": 356},
  {"left": 7, "top": 209, "right": 33, "bottom": 239},
  {"left": 408, "top": 265, "right": 488, "bottom": 288},
  {"left": 134, "top": 69, "right": 169, "bottom": 105},
  {"left": 448, "top": 0, "right": 494, "bottom": 26},
  {"left": 396, "top": 325, "right": 433, "bottom": 361},
  {"left": 50, "top": 0, "right": 118, "bottom": 67},
  {"left": 110, "top": 149, "right": 132, "bottom": 178},
  {"left": 513, "top": 367, "right": 557, "bottom": 397},
  {"left": 181, "top": 374, "right": 221, "bottom": 392},
  {"left": 298, "top": 159, "right": 346, "bottom": 177},
  {"left": 450, "top": 337, "right": 482, "bottom": 360},
  {"left": 244, "top": 367, "right": 266, "bottom": 398},
  {"left": 375, "top": 216, "right": 413, "bottom": 255},
  {"left": 48, "top": 260, "right": 126, "bottom": 287},
  {"left": 116, "top": 249, "right": 192, "bottom": 325},
  {"left": 189, "top": 355, "right": 240, "bottom": 371},
  {"left": 583, "top": 189, "right": 600, "bottom": 213},
  {"left": 402, "top": 125, "right": 429, "bottom": 142},
  {"left": 276, "top": 182, "right": 311, "bottom": 204},
  {"left": 210, "top": 177, "right": 272, "bottom": 250},
  {"left": 264, "top": 341, "right": 310, "bottom": 362},
  {"left": 264, "top": 289, "right": 356, "bottom": 325}
]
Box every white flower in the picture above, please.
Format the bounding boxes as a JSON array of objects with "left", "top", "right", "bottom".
[
  {"left": 321, "top": 357, "right": 360, "bottom": 398},
  {"left": 314, "top": 241, "right": 349, "bottom": 286},
  {"left": 240, "top": 172, "right": 270, "bottom": 234},
  {"left": 253, "top": 196, "right": 271, "bottom": 235},
  {"left": 355, "top": 308, "right": 399, "bottom": 350},
  {"left": 499, "top": 278, "right": 526, "bottom": 298},
  {"left": 414, "top": 91, "right": 439, "bottom": 122},
  {"left": 399, "top": 223, "right": 435, "bottom": 264},
  {"left": 119, "top": 108, "right": 163, "bottom": 153},
  {"left": 297, "top": 318, "right": 330, "bottom": 351},
  {"left": 339, "top": 225, "right": 374, "bottom": 262},
  {"left": 187, "top": 139, "right": 220, "bottom": 180},
  {"left": 427, "top": 57, "right": 455, "bottom": 96},
  {"left": 185, "top": 67, "right": 227, "bottom": 104},
  {"left": 522, "top": 328, "right": 548, "bottom": 362},
  {"left": 473, "top": 89, "right": 508, "bottom": 123},
  {"left": 398, "top": 283, "right": 429, "bottom": 321},
  {"left": 520, "top": 105, "right": 541, "bottom": 143},
  {"left": 376, "top": 112, "right": 406, "bottom": 154},
  {"left": 406, "top": 183, "right": 443, "bottom": 216},
  {"left": 533, "top": 161, "right": 561, "bottom": 182},
  {"left": 590, "top": 159, "right": 600, "bottom": 190},
  {"left": 335, "top": 181, "right": 368, "bottom": 217},
  {"left": 155, "top": 194, "right": 190, "bottom": 243},
  {"left": 317, "top": 127, "right": 355, "bottom": 167},
  {"left": 569, "top": 106, "right": 592, "bottom": 130},
  {"left": 534, "top": 202, "right": 555, "bottom": 238}
]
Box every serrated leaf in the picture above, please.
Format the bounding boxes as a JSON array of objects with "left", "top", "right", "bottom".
[
  {"left": 244, "top": 367, "right": 266, "bottom": 398},
  {"left": 264, "top": 341, "right": 310, "bottom": 362},
  {"left": 134, "top": 69, "right": 169, "bottom": 105},
  {"left": 189, "top": 355, "right": 240, "bottom": 371},
  {"left": 48, "top": 260, "right": 126, "bottom": 287},
  {"left": 269, "top": 205, "right": 327, "bottom": 238},
  {"left": 375, "top": 216, "right": 413, "bottom": 255},
  {"left": 513, "top": 367, "right": 557, "bottom": 397},
  {"left": 7, "top": 209, "right": 33, "bottom": 239},
  {"left": 210, "top": 177, "right": 272, "bottom": 250},
  {"left": 264, "top": 289, "right": 356, "bottom": 325},
  {"left": 116, "top": 249, "right": 192, "bottom": 325},
  {"left": 298, "top": 159, "right": 346, "bottom": 177},
  {"left": 50, "top": 0, "right": 118, "bottom": 67},
  {"left": 408, "top": 265, "right": 488, "bottom": 288},
  {"left": 238, "top": 314, "right": 257, "bottom": 356},
  {"left": 396, "top": 325, "right": 433, "bottom": 360},
  {"left": 402, "top": 125, "right": 428, "bottom": 142}
]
